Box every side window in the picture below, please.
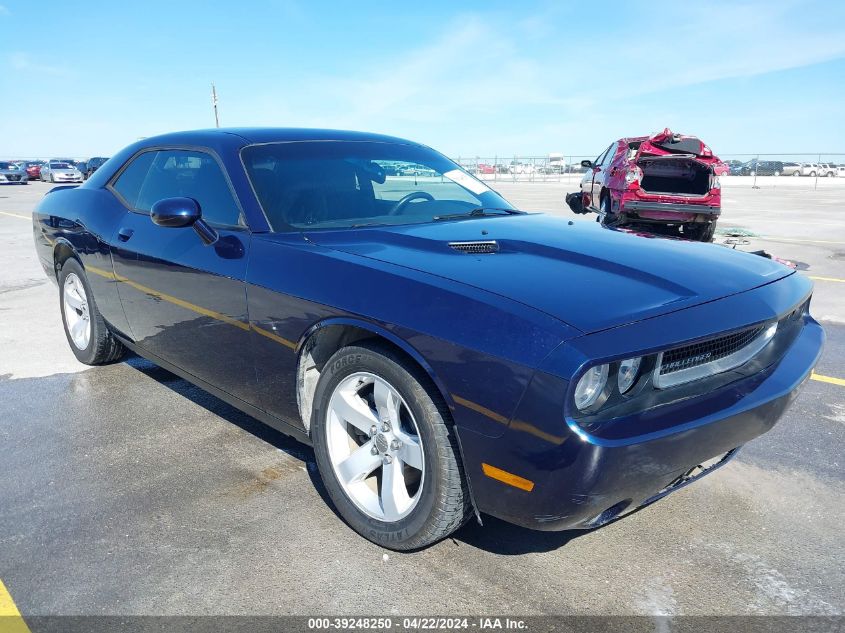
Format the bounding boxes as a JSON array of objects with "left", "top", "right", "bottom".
[
  {"left": 601, "top": 144, "right": 617, "bottom": 167},
  {"left": 112, "top": 151, "right": 156, "bottom": 209},
  {"left": 135, "top": 150, "right": 242, "bottom": 227}
]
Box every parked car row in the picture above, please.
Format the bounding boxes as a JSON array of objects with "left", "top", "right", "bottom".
[
  {"left": 727, "top": 160, "right": 841, "bottom": 177},
  {"left": 1, "top": 157, "right": 111, "bottom": 183}
]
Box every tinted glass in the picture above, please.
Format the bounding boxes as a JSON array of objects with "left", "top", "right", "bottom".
[
  {"left": 0, "top": 162, "right": 13, "bottom": 169},
  {"left": 242, "top": 141, "right": 514, "bottom": 231},
  {"left": 112, "top": 151, "right": 156, "bottom": 209},
  {"left": 132, "top": 150, "right": 241, "bottom": 227},
  {"left": 600, "top": 144, "right": 617, "bottom": 167}
]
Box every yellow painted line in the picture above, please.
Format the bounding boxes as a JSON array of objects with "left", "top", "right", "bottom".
[
  {"left": 808, "top": 276, "right": 845, "bottom": 283},
  {"left": 482, "top": 463, "right": 535, "bottom": 492},
  {"left": 0, "top": 211, "right": 29, "bottom": 220},
  {"left": 453, "top": 395, "right": 509, "bottom": 426},
  {"left": 811, "top": 372, "right": 845, "bottom": 387},
  {"left": 87, "top": 264, "right": 297, "bottom": 350},
  {"left": 0, "top": 579, "right": 32, "bottom": 633}
]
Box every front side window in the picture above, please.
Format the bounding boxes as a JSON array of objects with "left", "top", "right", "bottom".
[
  {"left": 113, "top": 149, "right": 242, "bottom": 228},
  {"left": 241, "top": 141, "right": 514, "bottom": 231}
]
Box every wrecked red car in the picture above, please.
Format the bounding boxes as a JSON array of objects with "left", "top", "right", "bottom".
[{"left": 568, "top": 129, "right": 723, "bottom": 242}]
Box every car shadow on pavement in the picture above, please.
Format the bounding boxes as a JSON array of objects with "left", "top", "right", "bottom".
[
  {"left": 453, "top": 516, "right": 586, "bottom": 555},
  {"left": 125, "top": 353, "right": 591, "bottom": 555},
  {"left": 124, "top": 354, "right": 315, "bottom": 463}
]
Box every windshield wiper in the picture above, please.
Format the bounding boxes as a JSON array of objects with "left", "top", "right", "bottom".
[{"left": 433, "top": 208, "right": 523, "bottom": 221}]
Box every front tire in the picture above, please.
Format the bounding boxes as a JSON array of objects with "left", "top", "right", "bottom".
[
  {"left": 311, "top": 343, "right": 471, "bottom": 550},
  {"left": 58, "top": 258, "right": 125, "bottom": 365}
]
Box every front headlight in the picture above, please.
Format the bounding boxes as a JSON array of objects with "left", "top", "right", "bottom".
[
  {"left": 574, "top": 364, "right": 609, "bottom": 411},
  {"left": 617, "top": 357, "right": 642, "bottom": 393}
]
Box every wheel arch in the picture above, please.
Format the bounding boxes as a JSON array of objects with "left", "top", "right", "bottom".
[
  {"left": 295, "top": 318, "right": 455, "bottom": 436},
  {"left": 53, "top": 238, "right": 81, "bottom": 277}
]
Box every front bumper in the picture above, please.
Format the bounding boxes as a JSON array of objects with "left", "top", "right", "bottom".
[{"left": 457, "top": 283, "right": 823, "bottom": 531}]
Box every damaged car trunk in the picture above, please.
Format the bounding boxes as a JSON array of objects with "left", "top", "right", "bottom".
[{"left": 639, "top": 156, "right": 713, "bottom": 196}]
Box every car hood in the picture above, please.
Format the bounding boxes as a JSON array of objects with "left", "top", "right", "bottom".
[{"left": 306, "top": 214, "right": 794, "bottom": 334}]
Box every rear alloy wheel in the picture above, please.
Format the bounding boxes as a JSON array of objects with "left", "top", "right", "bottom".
[
  {"left": 311, "top": 343, "right": 470, "bottom": 550},
  {"left": 809, "top": 171, "right": 817, "bottom": 177},
  {"left": 793, "top": 171, "right": 800, "bottom": 177},
  {"left": 58, "top": 258, "right": 125, "bottom": 365}
]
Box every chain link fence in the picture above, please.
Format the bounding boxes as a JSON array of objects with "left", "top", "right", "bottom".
[{"left": 451, "top": 153, "right": 845, "bottom": 189}]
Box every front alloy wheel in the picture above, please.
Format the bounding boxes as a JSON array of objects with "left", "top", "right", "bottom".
[
  {"left": 326, "top": 373, "right": 425, "bottom": 522},
  {"left": 311, "top": 343, "right": 471, "bottom": 550}
]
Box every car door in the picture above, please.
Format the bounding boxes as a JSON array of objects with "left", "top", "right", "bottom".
[{"left": 107, "top": 147, "right": 258, "bottom": 405}]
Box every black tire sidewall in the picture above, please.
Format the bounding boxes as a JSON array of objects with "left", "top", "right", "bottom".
[
  {"left": 311, "top": 346, "right": 451, "bottom": 549},
  {"left": 58, "top": 259, "right": 101, "bottom": 364}
]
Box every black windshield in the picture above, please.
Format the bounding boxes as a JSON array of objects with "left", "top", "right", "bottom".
[{"left": 241, "top": 141, "right": 514, "bottom": 231}]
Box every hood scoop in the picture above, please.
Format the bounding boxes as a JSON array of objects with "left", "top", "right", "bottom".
[{"left": 448, "top": 240, "right": 499, "bottom": 254}]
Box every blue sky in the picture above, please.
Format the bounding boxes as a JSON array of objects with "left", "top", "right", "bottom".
[{"left": 2, "top": 0, "right": 845, "bottom": 158}]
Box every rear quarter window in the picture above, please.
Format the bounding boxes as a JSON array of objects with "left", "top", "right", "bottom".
[{"left": 112, "top": 152, "right": 156, "bottom": 209}]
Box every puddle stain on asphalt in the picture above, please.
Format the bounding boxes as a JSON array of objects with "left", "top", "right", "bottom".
[{"left": 232, "top": 462, "right": 307, "bottom": 498}]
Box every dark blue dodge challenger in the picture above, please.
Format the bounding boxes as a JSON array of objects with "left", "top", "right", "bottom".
[{"left": 33, "top": 129, "right": 823, "bottom": 550}]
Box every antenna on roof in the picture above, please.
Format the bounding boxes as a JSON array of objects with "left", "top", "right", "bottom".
[{"left": 211, "top": 83, "right": 220, "bottom": 128}]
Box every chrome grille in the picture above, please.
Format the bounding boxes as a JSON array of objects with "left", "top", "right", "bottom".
[
  {"left": 659, "top": 325, "right": 765, "bottom": 376},
  {"left": 448, "top": 240, "right": 499, "bottom": 254}
]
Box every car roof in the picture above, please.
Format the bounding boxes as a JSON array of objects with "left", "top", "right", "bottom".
[{"left": 135, "top": 128, "right": 423, "bottom": 148}]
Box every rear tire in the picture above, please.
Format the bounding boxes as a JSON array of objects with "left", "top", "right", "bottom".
[
  {"left": 685, "top": 223, "right": 716, "bottom": 242},
  {"left": 311, "top": 342, "right": 471, "bottom": 550},
  {"left": 58, "top": 258, "right": 125, "bottom": 365},
  {"left": 599, "top": 195, "right": 622, "bottom": 227}
]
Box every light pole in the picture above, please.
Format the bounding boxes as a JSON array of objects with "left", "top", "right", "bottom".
[{"left": 211, "top": 83, "right": 220, "bottom": 128}]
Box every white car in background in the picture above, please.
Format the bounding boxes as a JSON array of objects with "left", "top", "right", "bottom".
[
  {"left": 40, "top": 160, "right": 84, "bottom": 183},
  {"left": 818, "top": 163, "right": 837, "bottom": 177}
]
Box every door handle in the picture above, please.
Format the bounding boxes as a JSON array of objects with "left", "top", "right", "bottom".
[{"left": 117, "top": 227, "right": 134, "bottom": 242}]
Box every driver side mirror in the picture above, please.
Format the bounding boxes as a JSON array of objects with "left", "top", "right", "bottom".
[
  {"left": 150, "top": 197, "right": 218, "bottom": 245},
  {"left": 581, "top": 160, "right": 593, "bottom": 169}
]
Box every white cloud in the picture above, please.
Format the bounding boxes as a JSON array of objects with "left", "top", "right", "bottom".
[
  {"left": 0, "top": 4, "right": 10, "bottom": 15},
  {"left": 9, "top": 52, "right": 75, "bottom": 77}
]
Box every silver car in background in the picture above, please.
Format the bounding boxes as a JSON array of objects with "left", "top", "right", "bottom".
[
  {"left": 40, "top": 160, "right": 84, "bottom": 183},
  {"left": 0, "top": 161, "right": 28, "bottom": 185}
]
